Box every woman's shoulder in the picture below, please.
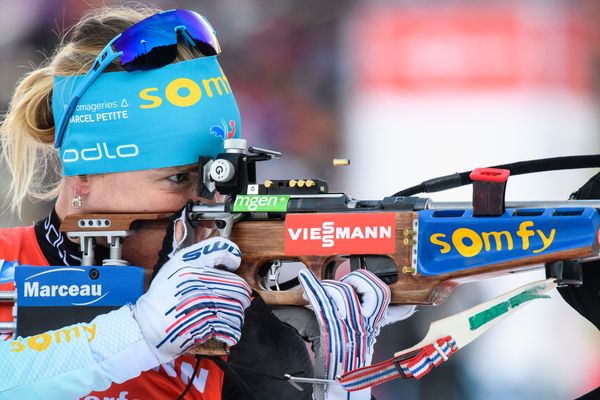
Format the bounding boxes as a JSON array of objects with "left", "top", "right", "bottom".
[{"left": 0, "top": 225, "right": 48, "bottom": 266}]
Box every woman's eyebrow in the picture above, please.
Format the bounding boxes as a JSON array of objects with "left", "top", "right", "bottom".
[{"left": 159, "top": 165, "right": 199, "bottom": 174}]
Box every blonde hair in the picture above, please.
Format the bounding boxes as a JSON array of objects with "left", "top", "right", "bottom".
[{"left": 0, "top": 5, "right": 206, "bottom": 216}]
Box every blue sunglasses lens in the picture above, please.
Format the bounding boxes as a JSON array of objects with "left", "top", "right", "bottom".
[
  {"left": 175, "top": 10, "right": 221, "bottom": 55},
  {"left": 113, "top": 9, "right": 220, "bottom": 71}
]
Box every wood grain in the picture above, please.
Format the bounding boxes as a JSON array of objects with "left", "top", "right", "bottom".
[{"left": 61, "top": 213, "right": 172, "bottom": 232}]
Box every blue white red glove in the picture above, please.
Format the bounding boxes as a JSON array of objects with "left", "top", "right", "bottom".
[
  {"left": 298, "top": 269, "right": 415, "bottom": 400},
  {"left": 134, "top": 233, "right": 251, "bottom": 363}
]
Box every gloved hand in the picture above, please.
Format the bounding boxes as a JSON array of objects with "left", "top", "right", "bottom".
[
  {"left": 275, "top": 269, "right": 416, "bottom": 400},
  {"left": 151, "top": 202, "right": 198, "bottom": 278},
  {"left": 133, "top": 205, "right": 251, "bottom": 364}
]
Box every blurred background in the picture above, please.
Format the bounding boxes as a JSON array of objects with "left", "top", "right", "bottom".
[{"left": 1, "top": 0, "right": 600, "bottom": 398}]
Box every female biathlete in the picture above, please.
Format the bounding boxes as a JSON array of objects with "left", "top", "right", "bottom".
[{"left": 0, "top": 6, "right": 414, "bottom": 400}]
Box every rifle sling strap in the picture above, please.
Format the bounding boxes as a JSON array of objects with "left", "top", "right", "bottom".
[
  {"left": 338, "top": 278, "right": 557, "bottom": 392},
  {"left": 337, "top": 336, "right": 457, "bottom": 391}
]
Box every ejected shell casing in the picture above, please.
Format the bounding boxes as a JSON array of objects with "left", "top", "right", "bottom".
[
  {"left": 402, "top": 266, "right": 417, "bottom": 274},
  {"left": 333, "top": 159, "right": 350, "bottom": 167}
]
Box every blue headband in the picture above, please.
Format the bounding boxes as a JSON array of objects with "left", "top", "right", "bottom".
[{"left": 52, "top": 56, "right": 241, "bottom": 176}]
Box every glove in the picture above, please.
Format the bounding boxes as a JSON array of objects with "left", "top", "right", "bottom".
[
  {"left": 151, "top": 201, "right": 197, "bottom": 279},
  {"left": 290, "top": 269, "right": 415, "bottom": 400},
  {"left": 134, "top": 204, "right": 251, "bottom": 363}
]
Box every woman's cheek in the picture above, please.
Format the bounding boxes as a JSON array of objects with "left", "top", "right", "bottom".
[{"left": 122, "top": 228, "right": 166, "bottom": 270}]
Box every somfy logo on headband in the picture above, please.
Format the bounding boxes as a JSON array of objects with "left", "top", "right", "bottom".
[
  {"left": 138, "top": 68, "right": 232, "bottom": 109},
  {"left": 62, "top": 142, "right": 139, "bottom": 163}
]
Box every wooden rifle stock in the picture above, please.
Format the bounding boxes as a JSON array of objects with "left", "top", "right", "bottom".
[
  {"left": 61, "top": 210, "right": 599, "bottom": 306},
  {"left": 61, "top": 206, "right": 600, "bottom": 356}
]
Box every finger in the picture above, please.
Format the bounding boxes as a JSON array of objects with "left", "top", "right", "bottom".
[
  {"left": 174, "top": 219, "right": 185, "bottom": 244},
  {"left": 174, "top": 305, "right": 245, "bottom": 344},
  {"left": 298, "top": 270, "right": 337, "bottom": 318},
  {"left": 215, "top": 309, "right": 245, "bottom": 328},
  {"left": 341, "top": 270, "right": 390, "bottom": 326},
  {"left": 321, "top": 281, "right": 361, "bottom": 323},
  {"left": 173, "top": 272, "right": 250, "bottom": 314},
  {"left": 153, "top": 204, "right": 198, "bottom": 284},
  {"left": 321, "top": 280, "right": 369, "bottom": 372},
  {"left": 188, "top": 318, "right": 242, "bottom": 346},
  {"left": 186, "top": 323, "right": 238, "bottom": 348},
  {"left": 298, "top": 270, "right": 350, "bottom": 372},
  {"left": 207, "top": 240, "right": 242, "bottom": 272},
  {"left": 210, "top": 325, "right": 242, "bottom": 346},
  {"left": 171, "top": 208, "right": 193, "bottom": 253},
  {"left": 198, "top": 269, "right": 252, "bottom": 303},
  {"left": 175, "top": 282, "right": 250, "bottom": 311},
  {"left": 298, "top": 270, "right": 342, "bottom": 342},
  {"left": 160, "top": 307, "right": 218, "bottom": 348},
  {"left": 386, "top": 304, "right": 417, "bottom": 325}
]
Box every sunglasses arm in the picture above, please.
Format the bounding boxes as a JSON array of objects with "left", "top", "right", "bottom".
[
  {"left": 174, "top": 26, "right": 197, "bottom": 48},
  {"left": 54, "top": 35, "right": 124, "bottom": 149}
]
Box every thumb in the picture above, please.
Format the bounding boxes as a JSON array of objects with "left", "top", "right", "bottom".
[
  {"left": 171, "top": 208, "right": 195, "bottom": 252},
  {"left": 341, "top": 270, "right": 390, "bottom": 323},
  {"left": 174, "top": 219, "right": 185, "bottom": 245}
]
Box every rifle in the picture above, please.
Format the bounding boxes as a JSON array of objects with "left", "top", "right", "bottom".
[{"left": 61, "top": 140, "right": 600, "bottom": 306}]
